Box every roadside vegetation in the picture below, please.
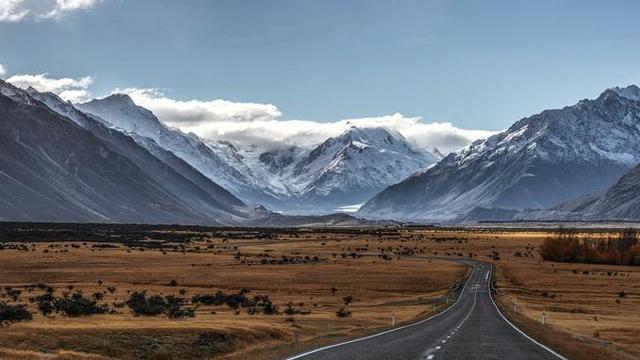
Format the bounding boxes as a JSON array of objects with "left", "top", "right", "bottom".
[{"left": 540, "top": 228, "right": 640, "bottom": 266}]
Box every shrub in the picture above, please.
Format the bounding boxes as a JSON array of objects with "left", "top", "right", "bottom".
[
  {"left": 126, "top": 291, "right": 195, "bottom": 318},
  {"left": 126, "top": 291, "right": 168, "bottom": 316},
  {"left": 164, "top": 295, "right": 195, "bottom": 318},
  {"left": 336, "top": 307, "right": 351, "bottom": 318},
  {"left": 541, "top": 228, "right": 640, "bottom": 266},
  {"left": 54, "top": 291, "right": 108, "bottom": 317},
  {"left": 191, "top": 289, "right": 250, "bottom": 309},
  {"left": 35, "top": 291, "right": 107, "bottom": 317},
  {"left": 0, "top": 302, "right": 33, "bottom": 323},
  {"left": 35, "top": 293, "right": 56, "bottom": 316}
]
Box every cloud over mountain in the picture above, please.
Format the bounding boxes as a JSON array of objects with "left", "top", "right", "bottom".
[
  {"left": 7, "top": 72, "right": 494, "bottom": 153},
  {"left": 7, "top": 73, "right": 94, "bottom": 102},
  {"left": 121, "top": 87, "right": 494, "bottom": 153}
]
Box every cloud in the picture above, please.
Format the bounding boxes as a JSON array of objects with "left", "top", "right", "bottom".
[
  {"left": 120, "top": 87, "right": 282, "bottom": 126},
  {"left": 0, "top": 0, "right": 101, "bottom": 22},
  {"left": 4, "top": 72, "right": 495, "bottom": 154},
  {"left": 0, "top": 64, "right": 6, "bottom": 76},
  {"left": 7, "top": 73, "right": 94, "bottom": 102},
  {"left": 119, "top": 88, "right": 494, "bottom": 154},
  {"left": 0, "top": 0, "right": 29, "bottom": 22},
  {"left": 42, "top": 0, "right": 101, "bottom": 19}
]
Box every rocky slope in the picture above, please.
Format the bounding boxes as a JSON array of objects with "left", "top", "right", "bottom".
[
  {"left": 0, "top": 80, "right": 248, "bottom": 224},
  {"left": 359, "top": 85, "right": 640, "bottom": 222},
  {"left": 78, "top": 94, "right": 438, "bottom": 213}
]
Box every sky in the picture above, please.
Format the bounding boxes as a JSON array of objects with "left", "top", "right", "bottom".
[{"left": 2, "top": 0, "right": 640, "bottom": 152}]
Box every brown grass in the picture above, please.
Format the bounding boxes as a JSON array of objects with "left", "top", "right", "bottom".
[
  {"left": 0, "top": 228, "right": 466, "bottom": 359},
  {"left": 1, "top": 227, "right": 638, "bottom": 359}
]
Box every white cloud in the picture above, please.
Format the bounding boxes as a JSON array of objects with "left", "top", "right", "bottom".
[
  {"left": 0, "top": 0, "right": 29, "bottom": 22},
  {"left": 120, "top": 87, "right": 282, "bottom": 126},
  {"left": 120, "top": 88, "right": 494, "bottom": 154},
  {"left": 7, "top": 73, "right": 94, "bottom": 102},
  {"left": 4, "top": 72, "right": 494, "bottom": 154},
  {"left": 0, "top": 64, "right": 6, "bottom": 76},
  {"left": 0, "top": 0, "right": 101, "bottom": 22},
  {"left": 42, "top": 0, "right": 101, "bottom": 19}
]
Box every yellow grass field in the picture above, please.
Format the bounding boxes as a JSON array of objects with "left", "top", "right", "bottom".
[{"left": 0, "top": 226, "right": 638, "bottom": 359}]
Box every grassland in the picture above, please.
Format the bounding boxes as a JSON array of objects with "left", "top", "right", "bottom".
[{"left": 0, "top": 224, "right": 638, "bottom": 359}]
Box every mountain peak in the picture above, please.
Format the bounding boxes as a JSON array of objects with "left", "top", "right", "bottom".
[
  {"left": 77, "top": 93, "right": 161, "bottom": 135},
  {"left": 96, "top": 93, "right": 136, "bottom": 107},
  {"left": 340, "top": 125, "right": 403, "bottom": 142},
  {"left": 610, "top": 84, "right": 640, "bottom": 102}
]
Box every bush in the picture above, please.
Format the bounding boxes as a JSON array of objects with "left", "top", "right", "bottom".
[
  {"left": 35, "top": 293, "right": 56, "bottom": 316},
  {"left": 34, "top": 290, "right": 107, "bottom": 317},
  {"left": 126, "top": 291, "right": 169, "bottom": 316},
  {"left": 0, "top": 302, "right": 33, "bottom": 323},
  {"left": 541, "top": 228, "right": 640, "bottom": 266},
  {"left": 336, "top": 307, "right": 351, "bottom": 318},
  {"left": 191, "top": 289, "right": 250, "bottom": 309},
  {"left": 126, "top": 291, "right": 195, "bottom": 318},
  {"left": 164, "top": 295, "right": 195, "bottom": 319},
  {"left": 54, "top": 291, "right": 108, "bottom": 317}
]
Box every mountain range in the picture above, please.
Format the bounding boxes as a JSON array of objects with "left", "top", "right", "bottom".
[
  {"left": 4, "top": 75, "right": 640, "bottom": 225},
  {"left": 0, "top": 80, "right": 247, "bottom": 224},
  {"left": 359, "top": 85, "right": 640, "bottom": 222},
  {"left": 77, "top": 96, "right": 438, "bottom": 213},
  {"left": 0, "top": 78, "right": 435, "bottom": 224}
]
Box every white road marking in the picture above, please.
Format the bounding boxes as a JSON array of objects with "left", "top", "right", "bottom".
[
  {"left": 435, "top": 346, "right": 441, "bottom": 350},
  {"left": 487, "top": 265, "right": 568, "bottom": 360},
  {"left": 288, "top": 263, "right": 567, "bottom": 360},
  {"left": 285, "top": 264, "right": 478, "bottom": 360}
]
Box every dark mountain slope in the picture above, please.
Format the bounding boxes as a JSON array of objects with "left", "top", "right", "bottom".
[{"left": 0, "top": 80, "right": 246, "bottom": 224}]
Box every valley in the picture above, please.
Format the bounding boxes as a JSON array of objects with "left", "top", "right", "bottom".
[{"left": 1, "top": 224, "right": 638, "bottom": 359}]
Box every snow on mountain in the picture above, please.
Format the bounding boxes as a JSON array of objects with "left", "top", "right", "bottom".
[
  {"left": 76, "top": 95, "right": 285, "bottom": 208},
  {"left": 77, "top": 95, "right": 438, "bottom": 213},
  {"left": 284, "top": 126, "right": 438, "bottom": 208},
  {"left": 200, "top": 125, "right": 439, "bottom": 212},
  {"left": 0, "top": 80, "right": 248, "bottom": 224},
  {"left": 359, "top": 85, "right": 640, "bottom": 221}
]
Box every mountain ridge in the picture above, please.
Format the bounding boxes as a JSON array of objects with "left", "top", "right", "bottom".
[
  {"left": 359, "top": 85, "right": 640, "bottom": 221},
  {"left": 78, "top": 95, "right": 438, "bottom": 213}
]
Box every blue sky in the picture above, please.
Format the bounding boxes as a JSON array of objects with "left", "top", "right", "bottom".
[{"left": 1, "top": 0, "right": 639, "bottom": 151}]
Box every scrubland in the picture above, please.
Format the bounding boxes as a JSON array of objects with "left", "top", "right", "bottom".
[{"left": 0, "top": 224, "right": 638, "bottom": 359}]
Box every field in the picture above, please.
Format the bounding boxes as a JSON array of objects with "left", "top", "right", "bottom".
[{"left": 0, "top": 224, "right": 639, "bottom": 359}]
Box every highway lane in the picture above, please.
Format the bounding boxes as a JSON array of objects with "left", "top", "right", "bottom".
[{"left": 286, "top": 260, "right": 566, "bottom": 360}]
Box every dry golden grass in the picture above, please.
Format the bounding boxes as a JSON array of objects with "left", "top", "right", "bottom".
[
  {"left": 1, "top": 227, "right": 638, "bottom": 359},
  {"left": 0, "top": 229, "right": 466, "bottom": 359}
]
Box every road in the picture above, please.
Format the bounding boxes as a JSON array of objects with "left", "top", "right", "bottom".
[{"left": 286, "top": 260, "right": 566, "bottom": 360}]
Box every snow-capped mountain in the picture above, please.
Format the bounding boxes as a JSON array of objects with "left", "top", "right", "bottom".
[
  {"left": 0, "top": 80, "right": 248, "bottom": 224},
  {"left": 77, "top": 95, "right": 438, "bottom": 213},
  {"left": 284, "top": 126, "right": 438, "bottom": 209},
  {"left": 359, "top": 85, "right": 640, "bottom": 221},
  {"left": 76, "top": 94, "right": 285, "bottom": 208}
]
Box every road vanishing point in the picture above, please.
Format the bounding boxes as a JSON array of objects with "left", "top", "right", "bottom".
[{"left": 286, "top": 260, "right": 566, "bottom": 360}]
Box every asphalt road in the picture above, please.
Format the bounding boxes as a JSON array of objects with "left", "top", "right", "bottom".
[{"left": 286, "top": 260, "right": 566, "bottom": 360}]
